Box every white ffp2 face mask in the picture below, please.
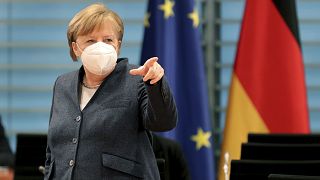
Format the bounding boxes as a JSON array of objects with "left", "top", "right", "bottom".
[{"left": 79, "top": 42, "right": 117, "bottom": 76}]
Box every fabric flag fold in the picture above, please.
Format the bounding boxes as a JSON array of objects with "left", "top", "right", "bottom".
[
  {"left": 219, "top": 0, "right": 310, "bottom": 179},
  {"left": 140, "top": 0, "right": 215, "bottom": 179}
]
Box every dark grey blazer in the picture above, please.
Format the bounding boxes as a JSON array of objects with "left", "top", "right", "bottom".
[{"left": 45, "top": 58, "right": 177, "bottom": 180}]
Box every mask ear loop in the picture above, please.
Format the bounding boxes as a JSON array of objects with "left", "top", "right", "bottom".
[
  {"left": 75, "top": 42, "right": 84, "bottom": 53},
  {"left": 73, "top": 42, "right": 84, "bottom": 61}
]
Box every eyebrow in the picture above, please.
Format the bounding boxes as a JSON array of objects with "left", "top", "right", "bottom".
[
  {"left": 103, "top": 35, "right": 115, "bottom": 38},
  {"left": 86, "top": 36, "right": 95, "bottom": 39},
  {"left": 85, "top": 35, "right": 115, "bottom": 39}
]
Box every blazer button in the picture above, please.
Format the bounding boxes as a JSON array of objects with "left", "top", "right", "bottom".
[
  {"left": 75, "top": 116, "right": 81, "bottom": 122},
  {"left": 72, "top": 138, "right": 77, "bottom": 144},
  {"left": 69, "top": 160, "right": 75, "bottom": 167}
]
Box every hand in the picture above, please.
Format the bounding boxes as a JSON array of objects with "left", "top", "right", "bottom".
[
  {"left": 129, "top": 57, "right": 164, "bottom": 84},
  {"left": 0, "top": 167, "right": 14, "bottom": 180}
]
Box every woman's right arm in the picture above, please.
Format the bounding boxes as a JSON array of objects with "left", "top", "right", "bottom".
[{"left": 44, "top": 77, "right": 59, "bottom": 179}]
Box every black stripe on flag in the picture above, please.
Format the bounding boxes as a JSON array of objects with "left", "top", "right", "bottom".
[{"left": 272, "top": 0, "right": 301, "bottom": 47}]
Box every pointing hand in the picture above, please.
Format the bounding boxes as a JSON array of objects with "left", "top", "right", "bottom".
[{"left": 129, "top": 57, "right": 164, "bottom": 84}]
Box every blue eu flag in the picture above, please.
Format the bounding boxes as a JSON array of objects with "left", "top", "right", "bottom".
[{"left": 140, "top": 0, "right": 215, "bottom": 179}]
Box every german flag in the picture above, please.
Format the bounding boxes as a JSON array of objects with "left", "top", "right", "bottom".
[{"left": 218, "top": 0, "right": 310, "bottom": 179}]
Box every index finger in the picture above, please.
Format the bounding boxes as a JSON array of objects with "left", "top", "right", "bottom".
[{"left": 143, "top": 57, "right": 158, "bottom": 68}]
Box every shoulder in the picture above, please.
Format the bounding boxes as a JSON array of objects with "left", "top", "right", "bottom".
[
  {"left": 52, "top": 68, "right": 80, "bottom": 94},
  {"left": 55, "top": 69, "right": 80, "bottom": 85},
  {"left": 116, "top": 58, "right": 142, "bottom": 83},
  {"left": 128, "top": 63, "right": 139, "bottom": 70},
  {"left": 117, "top": 57, "right": 140, "bottom": 71}
]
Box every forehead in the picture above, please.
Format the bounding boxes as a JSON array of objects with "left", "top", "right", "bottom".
[{"left": 79, "top": 19, "right": 118, "bottom": 39}]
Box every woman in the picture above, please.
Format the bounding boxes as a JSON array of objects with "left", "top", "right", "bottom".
[{"left": 45, "top": 3, "right": 177, "bottom": 180}]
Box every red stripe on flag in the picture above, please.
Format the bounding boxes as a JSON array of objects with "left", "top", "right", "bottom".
[{"left": 234, "top": 0, "right": 309, "bottom": 132}]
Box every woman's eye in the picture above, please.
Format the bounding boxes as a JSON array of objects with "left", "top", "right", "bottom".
[
  {"left": 87, "top": 40, "right": 95, "bottom": 43},
  {"left": 104, "top": 39, "right": 113, "bottom": 42}
]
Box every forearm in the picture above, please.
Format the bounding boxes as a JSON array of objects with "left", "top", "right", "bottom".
[{"left": 143, "top": 77, "right": 178, "bottom": 131}]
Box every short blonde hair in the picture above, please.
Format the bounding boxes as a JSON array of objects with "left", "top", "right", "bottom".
[{"left": 67, "top": 3, "right": 124, "bottom": 61}]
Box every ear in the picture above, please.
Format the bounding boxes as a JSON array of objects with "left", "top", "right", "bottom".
[
  {"left": 72, "top": 42, "right": 81, "bottom": 57},
  {"left": 116, "top": 40, "right": 122, "bottom": 55}
]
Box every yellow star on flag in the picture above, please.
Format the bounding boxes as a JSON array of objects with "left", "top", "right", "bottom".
[
  {"left": 191, "top": 128, "right": 212, "bottom": 150},
  {"left": 158, "top": 0, "right": 175, "bottom": 19},
  {"left": 188, "top": 8, "right": 200, "bottom": 28},
  {"left": 144, "top": 12, "right": 151, "bottom": 28}
]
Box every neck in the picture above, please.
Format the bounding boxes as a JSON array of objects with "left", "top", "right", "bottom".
[{"left": 83, "top": 69, "right": 105, "bottom": 87}]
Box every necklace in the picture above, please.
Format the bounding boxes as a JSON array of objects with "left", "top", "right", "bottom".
[
  {"left": 82, "top": 75, "right": 103, "bottom": 89},
  {"left": 82, "top": 81, "right": 101, "bottom": 89}
]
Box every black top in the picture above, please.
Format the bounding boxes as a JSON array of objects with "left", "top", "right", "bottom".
[{"left": 152, "top": 134, "right": 190, "bottom": 180}]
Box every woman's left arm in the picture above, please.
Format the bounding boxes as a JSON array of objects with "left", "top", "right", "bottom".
[{"left": 130, "top": 57, "right": 178, "bottom": 131}]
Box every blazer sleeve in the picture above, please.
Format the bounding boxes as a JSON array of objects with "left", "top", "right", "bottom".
[{"left": 139, "top": 76, "right": 178, "bottom": 131}]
